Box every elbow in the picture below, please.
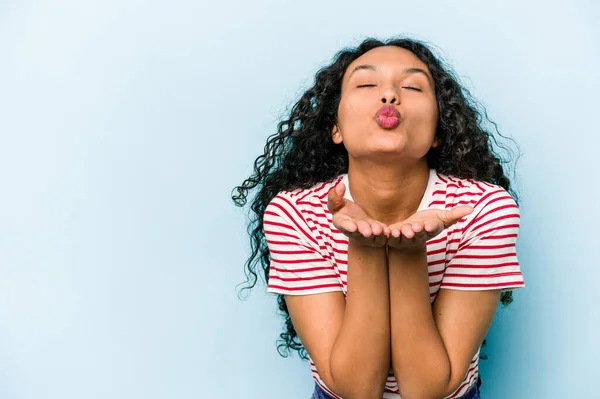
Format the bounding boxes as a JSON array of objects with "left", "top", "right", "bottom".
[
  {"left": 438, "top": 366, "right": 471, "bottom": 398},
  {"left": 327, "top": 359, "right": 387, "bottom": 399},
  {"left": 331, "top": 376, "right": 386, "bottom": 399},
  {"left": 395, "top": 364, "right": 453, "bottom": 399},
  {"left": 438, "top": 375, "right": 466, "bottom": 399}
]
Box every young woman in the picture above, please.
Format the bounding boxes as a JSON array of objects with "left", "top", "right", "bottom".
[{"left": 233, "top": 36, "right": 525, "bottom": 399}]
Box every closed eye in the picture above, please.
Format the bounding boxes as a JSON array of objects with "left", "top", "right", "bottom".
[
  {"left": 357, "top": 84, "right": 376, "bottom": 88},
  {"left": 402, "top": 86, "right": 422, "bottom": 92}
]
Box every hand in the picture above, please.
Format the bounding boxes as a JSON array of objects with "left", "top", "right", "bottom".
[
  {"left": 387, "top": 206, "right": 474, "bottom": 252},
  {"left": 327, "top": 183, "right": 390, "bottom": 247}
]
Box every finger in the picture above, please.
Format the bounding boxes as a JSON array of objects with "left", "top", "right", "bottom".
[
  {"left": 338, "top": 219, "right": 357, "bottom": 234},
  {"left": 440, "top": 206, "right": 474, "bottom": 227},
  {"left": 401, "top": 224, "right": 415, "bottom": 239},
  {"left": 411, "top": 222, "right": 424, "bottom": 233},
  {"left": 355, "top": 220, "right": 373, "bottom": 237},
  {"left": 424, "top": 221, "right": 443, "bottom": 236},
  {"left": 406, "top": 221, "right": 428, "bottom": 242},
  {"left": 387, "top": 232, "right": 400, "bottom": 246},
  {"left": 347, "top": 231, "right": 366, "bottom": 242},
  {"left": 327, "top": 183, "right": 346, "bottom": 213},
  {"left": 369, "top": 221, "right": 386, "bottom": 236},
  {"left": 412, "top": 227, "right": 429, "bottom": 242},
  {"left": 390, "top": 226, "right": 402, "bottom": 238},
  {"left": 381, "top": 223, "right": 391, "bottom": 237},
  {"left": 373, "top": 233, "right": 388, "bottom": 247}
]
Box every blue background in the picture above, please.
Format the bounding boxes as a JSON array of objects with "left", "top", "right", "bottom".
[{"left": 0, "top": 0, "right": 598, "bottom": 398}]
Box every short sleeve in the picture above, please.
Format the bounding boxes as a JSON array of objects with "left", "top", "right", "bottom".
[
  {"left": 441, "top": 188, "right": 525, "bottom": 291},
  {"left": 264, "top": 193, "right": 344, "bottom": 296}
]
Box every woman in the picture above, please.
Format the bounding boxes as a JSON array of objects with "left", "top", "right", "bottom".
[{"left": 232, "top": 36, "right": 525, "bottom": 399}]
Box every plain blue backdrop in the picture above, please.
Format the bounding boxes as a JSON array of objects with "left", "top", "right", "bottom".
[{"left": 0, "top": 0, "right": 598, "bottom": 398}]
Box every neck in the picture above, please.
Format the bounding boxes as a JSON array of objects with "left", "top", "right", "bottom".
[{"left": 347, "top": 158, "right": 430, "bottom": 225}]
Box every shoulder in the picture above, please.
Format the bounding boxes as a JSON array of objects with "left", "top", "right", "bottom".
[
  {"left": 263, "top": 176, "right": 343, "bottom": 247},
  {"left": 265, "top": 176, "right": 344, "bottom": 219},
  {"left": 438, "top": 173, "right": 519, "bottom": 242},
  {"left": 435, "top": 172, "right": 517, "bottom": 212}
]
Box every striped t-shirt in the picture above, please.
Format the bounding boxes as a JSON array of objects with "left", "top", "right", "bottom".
[{"left": 264, "top": 169, "right": 525, "bottom": 399}]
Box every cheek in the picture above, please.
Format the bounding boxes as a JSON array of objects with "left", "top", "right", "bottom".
[
  {"left": 338, "top": 96, "right": 372, "bottom": 129},
  {"left": 409, "top": 98, "right": 438, "bottom": 126},
  {"left": 341, "top": 95, "right": 367, "bottom": 114}
]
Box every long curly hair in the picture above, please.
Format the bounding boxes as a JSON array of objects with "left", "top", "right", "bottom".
[{"left": 232, "top": 36, "right": 520, "bottom": 362}]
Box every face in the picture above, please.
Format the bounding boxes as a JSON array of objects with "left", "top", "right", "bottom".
[{"left": 332, "top": 46, "right": 439, "bottom": 162}]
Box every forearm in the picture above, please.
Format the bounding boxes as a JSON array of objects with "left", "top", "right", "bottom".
[
  {"left": 329, "top": 242, "right": 391, "bottom": 399},
  {"left": 388, "top": 247, "right": 451, "bottom": 399}
]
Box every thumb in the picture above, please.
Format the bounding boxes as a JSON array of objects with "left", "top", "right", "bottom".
[
  {"left": 327, "top": 183, "right": 346, "bottom": 213},
  {"left": 440, "top": 206, "right": 474, "bottom": 227}
]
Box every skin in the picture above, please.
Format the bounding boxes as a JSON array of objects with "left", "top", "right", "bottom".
[{"left": 284, "top": 46, "right": 502, "bottom": 399}]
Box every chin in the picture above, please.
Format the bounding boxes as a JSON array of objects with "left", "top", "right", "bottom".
[
  {"left": 349, "top": 148, "right": 408, "bottom": 161},
  {"left": 368, "top": 138, "right": 408, "bottom": 154},
  {"left": 345, "top": 133, "right": 418, "bottom": 158}
]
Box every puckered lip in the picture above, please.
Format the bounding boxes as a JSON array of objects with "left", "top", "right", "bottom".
[{"left": 375, "top": 105, "right": 400, "bottom": 119}]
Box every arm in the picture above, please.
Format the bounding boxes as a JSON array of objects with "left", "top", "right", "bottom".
[
  {"left": 387, "top": 247, "right": 500, "bottom": 399},
  {"left": 387, "top": 190, "right": 523, "bottom": 398},
  {"left": 286, "top": 242, "right": 390, "bottom": 399},
  {"left": 270, "top": 184, "right": 392, "bottom": 398}
]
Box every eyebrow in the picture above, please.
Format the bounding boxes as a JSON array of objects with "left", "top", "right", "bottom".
[{"left": 348, "top": 64, "right": 433, "bottom": 85}]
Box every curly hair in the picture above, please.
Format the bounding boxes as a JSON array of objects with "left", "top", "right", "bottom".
[{"left": 232, "top": 36, "right": 520, "bottom": 362}]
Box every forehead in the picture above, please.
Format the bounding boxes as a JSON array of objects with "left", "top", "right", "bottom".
[{"left": 344, "top": 46, "right": 429, "bottom": 79}]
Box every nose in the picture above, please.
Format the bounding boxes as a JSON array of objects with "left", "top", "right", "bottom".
[{"left": 380, "top": 86, "right": 398, "bottom": 104}]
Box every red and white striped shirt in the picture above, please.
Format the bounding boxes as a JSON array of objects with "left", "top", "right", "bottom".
[{"left": 264, "top": 169, "right": 525, "bottom": 399}]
